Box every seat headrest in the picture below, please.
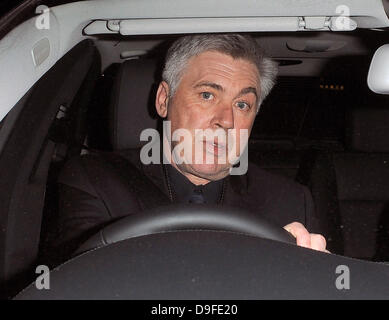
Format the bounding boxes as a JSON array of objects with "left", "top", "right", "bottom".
[
  {"left": 346, "top": 107, "right": 389, "bottom": 153},
  {"left": 109, "top": 59, "right": 160, "bottom": 150}
]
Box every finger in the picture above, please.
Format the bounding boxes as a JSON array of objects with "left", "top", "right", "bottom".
[
  {"left": 310, "top": 234, "right": 327, "bottom": 252},
  {"left": 283, "top": 221, "right": 303, "bottom": 235},
  {"left": 283, "top": 222, "right": 311, "bottom": 248}
]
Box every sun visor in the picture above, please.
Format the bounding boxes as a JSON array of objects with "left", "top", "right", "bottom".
[{"left": 368, "top": 44, "right": 389, "bottom": 94}]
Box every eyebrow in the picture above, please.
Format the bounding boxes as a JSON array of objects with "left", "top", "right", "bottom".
[
  {"left": 193, "top": 81, "right": 258, "bottom": 100},
  {"left": 236, "top": 87, "right": 258, "bottom": 100},
  {"left": 194, "top": 81, "right": 224, "bottom": 92}
]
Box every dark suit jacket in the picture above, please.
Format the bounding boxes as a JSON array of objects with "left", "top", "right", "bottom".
[{"left": 54, "top": 149, "right": 322, "bottom": 259}]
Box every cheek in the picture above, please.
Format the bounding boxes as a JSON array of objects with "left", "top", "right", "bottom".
[
  {"left": 174, "top": 106, "right": 210, "bottom": 132},
  {"left": 234, "top": 115, "right": 255, "bottom": 134},
  {"left": 168, "top": 102, "right": 189, "bottom": 132},
  {"left": 232, "top": 117, "right": 255, "bottom": 149}
]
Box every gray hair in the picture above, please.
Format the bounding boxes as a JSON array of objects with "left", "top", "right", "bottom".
[{"left": 162, "top": 33, "right": 278, "bottom": 111}]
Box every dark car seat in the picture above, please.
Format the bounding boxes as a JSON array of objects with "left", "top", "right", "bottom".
[
  {"left": 108, "top": 58, "right": 161, "bottom": 151},
  {"left": 309, "top": 106, "right": 389, "bottom": 260}
]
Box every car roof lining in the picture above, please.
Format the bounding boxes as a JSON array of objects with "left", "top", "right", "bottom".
[{"left": 1, "top": 0, "right": 389, "bottom": 121}]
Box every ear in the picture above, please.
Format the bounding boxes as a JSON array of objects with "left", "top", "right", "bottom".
[{"left": 155, "top": 81, "right": 170, "bottom": 118}]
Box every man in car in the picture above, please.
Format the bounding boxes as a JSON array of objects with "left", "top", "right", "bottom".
[{"left": 55, "top": 34, "right": 328, "bottom": 261}]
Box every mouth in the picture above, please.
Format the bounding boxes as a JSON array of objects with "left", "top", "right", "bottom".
[{"left": 203, "top": 140, "right": 226, "bottom": 157}]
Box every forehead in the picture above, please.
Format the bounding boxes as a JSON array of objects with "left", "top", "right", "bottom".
[{"left": 181, "top": 51, "right": 260, "bottom": 88}]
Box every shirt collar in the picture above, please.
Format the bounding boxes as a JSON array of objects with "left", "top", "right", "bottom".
[{"left": 165, "top": 164, "right": 225, "bottom": 204}]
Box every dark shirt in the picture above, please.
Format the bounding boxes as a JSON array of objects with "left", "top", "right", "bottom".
[{"left": 165, "top": 164, "right": 224, "bottom": 204}]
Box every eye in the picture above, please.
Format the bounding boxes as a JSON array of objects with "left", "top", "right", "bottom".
[
  {"left": 236, "top": 101, "right": 250, "bottom": 110},
  {"left": 201, "top": 92, "right": 214, "bottom": 100}
]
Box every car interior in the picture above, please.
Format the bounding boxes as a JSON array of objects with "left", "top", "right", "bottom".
[{"left": 1, "top": 0, "right": 389, "bottom": 298}]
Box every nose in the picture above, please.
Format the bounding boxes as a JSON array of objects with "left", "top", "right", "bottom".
[{"left": 211, "top": 102, "right": 234, "bottom": 129}]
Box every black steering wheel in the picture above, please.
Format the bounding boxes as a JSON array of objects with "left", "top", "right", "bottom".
[
  {"left": 16, "top": 205, "right": 389, "bottom": 299},
  {"left": 76, "top": 204, "right": 295, "bottom": 254}
]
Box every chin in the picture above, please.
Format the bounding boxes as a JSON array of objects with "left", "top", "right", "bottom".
[{"left": 187, "top": 163, "right": 231, "bottom": 181}]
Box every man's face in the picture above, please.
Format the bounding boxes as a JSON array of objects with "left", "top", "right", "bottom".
[{"left": 156, "top": 50, "right": 260, "bottom": 184}]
